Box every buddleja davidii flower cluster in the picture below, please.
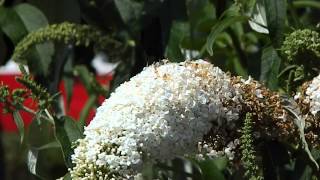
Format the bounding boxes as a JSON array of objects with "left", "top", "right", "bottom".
[
  {"left": 70, "top": 60, "right": 319, "bottom": 179},
  {"left": 70, "top": 60, "right": 244, "bottom": 179},
  {"left": 295, "top": 75, "right": 320, "bottom": 146},
  {"left": 200, "top": 76, "right": 299, "bottom": 162}
]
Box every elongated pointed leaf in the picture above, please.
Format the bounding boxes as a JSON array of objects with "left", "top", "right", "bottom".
[
  {"left": 263, "top": 0, "right": 286, "bottom": 47},
  {"left": 206, "top": 16, "right": 247, "bottom": 55},
  {"left": 281, "top": 97, "right": 319, "bottom": 171},
  {"left": 55, "top": 116, "right": 83, "bottom": 168},
  {"left": 260, "top": 46, "right": 281, "bottom": 90},
  {"left": 13, "top": 111, "right": 24, "bottom": 144},
  {"left": 78, "top": 95, "right": 97, "bottom": 131}
]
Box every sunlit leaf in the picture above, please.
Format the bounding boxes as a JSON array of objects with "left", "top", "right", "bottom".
[{"left": 249, "top": 0, "right": 269, "bottom": 34}]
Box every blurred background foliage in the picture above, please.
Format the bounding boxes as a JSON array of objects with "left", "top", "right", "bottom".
[{"left": 0, "top": 0, "right": 319, "bottom": 179}]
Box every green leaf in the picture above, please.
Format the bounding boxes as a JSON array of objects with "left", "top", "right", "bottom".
[
  {"left": 0, "top": 6, "right": 28, "bottom": 44},
  {"left": 263, "top": 0, "right": 286, "bottom": 47},
  {"left": 165, "top": 21, "right": 189, "bottom": 62},
  {"left": 74, "top": 65, "right": 94, "bottom": 93},
  {"left": 206, "top": 16, "right": 247, "bottom": 55},
  {"left": 63, "top": 54, "right": 74, "bottom": 109},
  {"left": 55, "top": 116, "right": 83, "bottom": 168},
  {"left": 36, "top": 141, "right": 60, "bottom": 150},
  {"left": 0, "top": 3, "right": 54, "bottom": 75},
  {"left": 281, "top": 97, "right": 319, "bottom": 171},
  {"left": 114, "top": 0, "right": 143, "bottom": 33},
  {"left": 78, "top": 95, "right": 97, "bottom": 131},
  {"left": 248, "top": 0, "right": 269, "bottom": 34},
  {"left": 62, "top": 172, "right": 71, "bottom": 180},
  {"left": 198, "top": 158, "right": 226, "bottom": 180},
  {"left": 14, "top": 3, "right": 49, "bottom": 32},
  {"left": 187, "top": 0, "right": 216, "bottom": 29},
  {"left": 13, "top": 111, "right": 25, "bottom": 144},
  {"left": 13, "top": 3, "right": 54, "bottom": 75},
  {"left": 260, "top": 46, "right": 281, "bottom": 90}
]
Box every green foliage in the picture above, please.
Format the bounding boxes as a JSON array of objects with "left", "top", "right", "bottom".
[
  {"left": 279, "top": 29, "right": 320, "bottom": 93},
  {"left": 240, "top": 112, "right": 263, "bottom": 180},
  {"left": 282, "top": 29, "right": 320, "bottom": 62},
  {"left": 0, "top": 0, "right": 320, "bottom": 179},
  {"left": 16, "top": 75, "right": 53, "bottom": 110}
]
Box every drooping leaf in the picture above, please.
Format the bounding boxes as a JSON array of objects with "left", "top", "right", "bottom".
[
  {"left": 55, "top": 116, "right": 83, "bottom": 168},
  {"left": 281, "top": 97, "right": 319, "bottom": 171},
  {"left": 206, "top": 16, "right": 247, "bottom": 55},
  {"left": 263, "top": 0, "right": 286, "bottom": 47},
  {"left": 12, "top": 111, "right": 24, "bottom": 144},
  {"left": 260, "top": 46, "right": 281, "bottom": 90}
]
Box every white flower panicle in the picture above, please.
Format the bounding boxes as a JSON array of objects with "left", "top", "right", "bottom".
[
  {"left": 305, "top": 74, "right": 320, "bottom": 115},
  {"left": 70, "top": 60, "right": 243, "bottom": 179}
]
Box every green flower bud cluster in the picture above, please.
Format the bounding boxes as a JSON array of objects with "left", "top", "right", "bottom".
[
  {"left": 240, "top": 112, "right": 263, "bottom": 180},
  {"left": 0, "top": 84, "right": 9, "bottom": 103},
  {"left": 0, "top": 84, "right": 28, "bottom": 113},
  {"left": 282, "top": 29, "right": 320, "bottom": 62},
  {"left": 12, "top": 22, "right": 121, "bottom": 64},
  {"left": 15, "top": 75, "right": 53, "bottom": 110}
]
